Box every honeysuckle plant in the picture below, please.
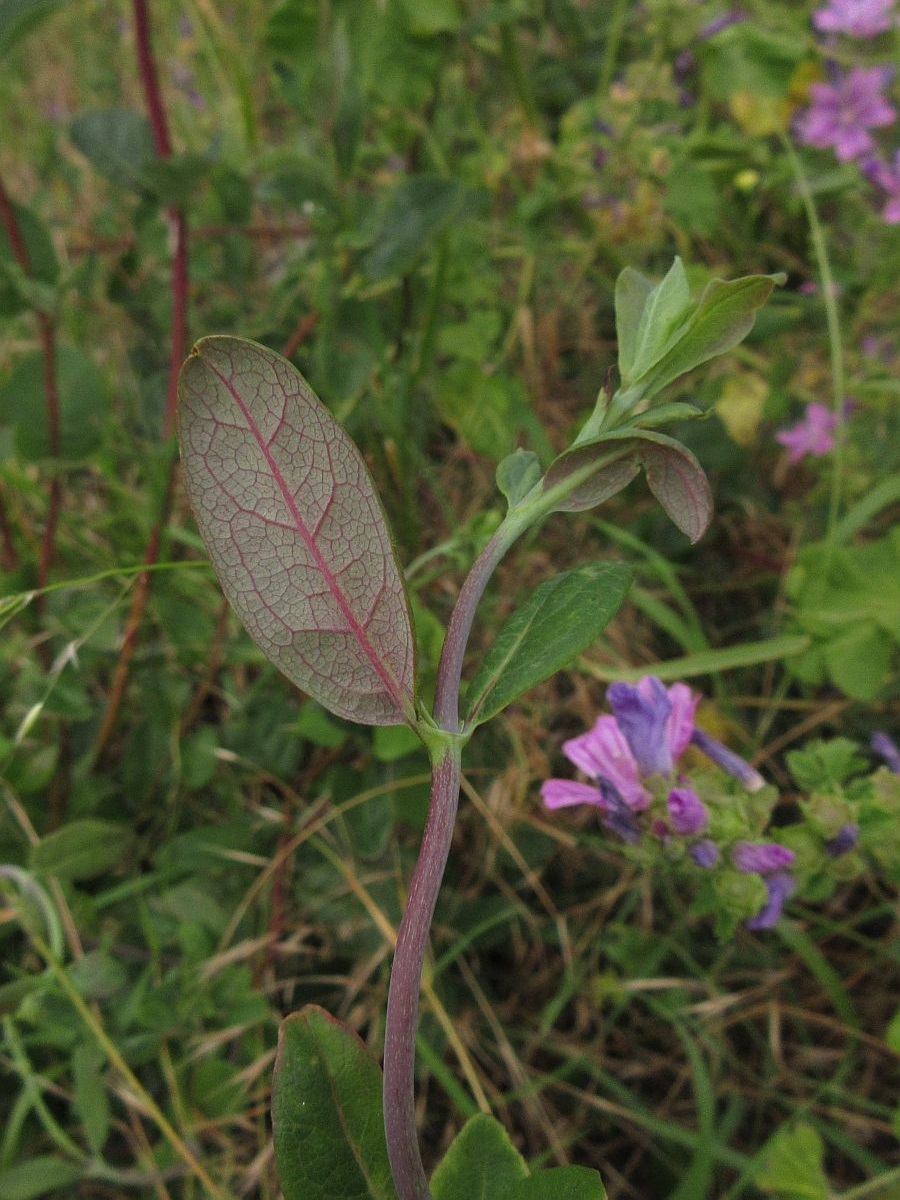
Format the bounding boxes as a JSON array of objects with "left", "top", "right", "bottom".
[{"left": 176, "top": 257, "right": 783, "bottom": 1200}]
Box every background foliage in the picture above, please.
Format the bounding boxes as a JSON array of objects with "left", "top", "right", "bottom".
[{"left": 0, "top": 1, "right": 897, "bottom": 1198}]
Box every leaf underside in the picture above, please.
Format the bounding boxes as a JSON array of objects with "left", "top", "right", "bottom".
[{"left": 177, "top": 336, "right": 416, "bottom": 725}]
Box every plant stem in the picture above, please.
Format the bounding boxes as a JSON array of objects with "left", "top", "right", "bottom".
[
  {"left": 383, "top": 453, "right": 630, "bottom": 1197},
  {"left": 432, "top": 516, "right": 527, "bottom": 730},
  {"left": 781, "top": 135, "right": 847, "bottom": 559},
  {"left": 0, "top": 172, "right": 62, "bottom": 596},
  {"left": 92, "top": 0, "right": 189, "bottom": 762},
  {"left": 384, "top": 745, "right": 462, "bottom": 1200}
]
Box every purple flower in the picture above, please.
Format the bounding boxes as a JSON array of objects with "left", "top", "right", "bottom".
[
  {"left": 872, "top": 731, "right": 900, "bottom": 772},
  {"left": 689, "top": 728, "right": 766, "bottom": 791},
  {"left": 745, "top": 870, "right": 797, "bottom": 930},
  {"left": 667, "top": 787, "right": 709, "bottom": 835},
  {"left": 733, "top": 841, "right": 796, "bottom": 874},
  {"left": 607, "top": 677, "right": 699, "bottom": 776},
  {"left": 598, "top": 778, "right": 642, "bottom": 842},
  {"left": 825, "top": 823, "right": 860, "bottom": 856},
  {"left": 552, "top": 714, "right": 652, "bottom": 809},
  {"left": 775, "top": 402, "right": 841, "bottom": 461},
  {"left": 864, "top": 151, "right": 900, "bottom": 222},
  {"left": 795, "top": 67, "right": 896, "bottom": 162},
  {"left": 690, "top": 839, "right": 720, "bottom": 868},
  {"left": 813, "top": 0, "right": 896, "bottom": 37}
]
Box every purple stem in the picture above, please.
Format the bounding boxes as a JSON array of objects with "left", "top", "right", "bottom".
[
  {"left": 383, "top": 747, "right": 461, "bottom": 1200},
  {"left": 383, "top": 519, "right": 526, "bottom": 1199}
]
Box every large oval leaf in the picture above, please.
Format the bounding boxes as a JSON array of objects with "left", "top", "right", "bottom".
[
  {"left": 178, "top": 336, "right": 416, "bottom": 725},
  {"left": 272, "top": 1006, "right": 397, "bottom": 1200},
  {"left": 464, "top": 562, "right": 633, "bottom": 728}
]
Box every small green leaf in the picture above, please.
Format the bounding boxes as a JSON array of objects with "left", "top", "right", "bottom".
[
  {"left": 363, "top": 176, "right": 473, "bottom": 279},
  {"left": 496, "top": 449, "right": 541, "bottom": 509},
  {"left": 70, "top": 109, "right": 157, "bottom": 192},
  {"left": 0, "top": 345, "right": 107, "bottom": 459},
  {"left": 0, "top": 1156, "right": 84, "bottom": 1200},
  {"left": 543, "top": 442, "right": 640, "bottom": 513},
  {"left": 506, "top": 1168, "right": 607, "bottom": 1200},
  {"left": 0, "top": 0, "right": 71, "bottom": 59},
  {"left": 72, "top": 1042, "right": 110, "bottom": 1155},
  {"left": 636, "top": 272, "right": 784, "bottom": 398},
  {"left": 614, "top": 267, "right": 654, "bottom": 382},
  {"left": 67, "top": 950, "right": 127, "bottom": 1001},
  {"left": 637, "top": 433, "right": 713, "bottom": 543},
  {"left": 627, "top": 257, "right": 692, "bottom": 384},
  {"left": 756, "top": 1122, "right": 830, "bottom": 1199},
  {"left": 543, "top": 430, "right": 712, "bottom": 541},
  {"left": 29, "top": 819, "right": 129, "bottom": 881},
  {"left": 431, "top": 1114, "right": 528, "bottom": 1200},
  {"left": 397, "top": 0, "right": 462, "bottom": 36},
  {"left": 464, "top": 562, "right": 633, "bottom": 727},
  {"left": 0, "top": 201, "right": 59, "bottom": 317},
  {"left": 177, "top": 336, "right": 417, "bottom": 726},
  {"left": 272, "top": 1006, "right": 397, "bottom": 1200}
]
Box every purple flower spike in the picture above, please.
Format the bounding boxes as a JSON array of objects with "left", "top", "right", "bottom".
[
  {"left": 746, "top": 870, "right": 796, "bottom": 930},
  {"left": 825, "top": 823, "right": 860, "bottom": 856},
  {"left": 795, "top": 67, "right": 896, "bottom": 162},
  {"left": 598, "top": 778, "right": 642, "bottom": 843},
  {"left": 667, "top": 787, "right": 709, "bottom": 835},
  {"left": 690, "top": 728, "right": 766, "bottom": 791},
  {"left": 690, "top": 839, "right": 720, "bottom": 868},
  {"left": 872, "top": 731, "right": 900, "bottom": 773},
  {"left": 733, "top": 841, "right": 796, "bottom": 874},
  {"left": 813, "top": 0, "right": 896, "bottom": 37}
]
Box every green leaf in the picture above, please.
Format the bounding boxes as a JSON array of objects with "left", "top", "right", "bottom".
[
  {"left": 67, "top": 950, "right": 127, "bottom": 1000},
  {"left": 363, "top": 176, "right": 472, "bottom": 279},
  {"left": 431, "top": 1114, "right": 528, "bottom": 1200},
  {"left": 29, "top": 819, "right": 130, "bottom": 881},
  {"left": 272, "top": 1006, "right": 397, "bottom": 1200},
  {"left": 614, "top": 267, "right": 654, "bottom": 382},
  {"left": 464, "top": 562, "right": 633, "bottom": 727},
  {"left": 396, "top": 0, "right": 462, "bottom": 36},
  {"left": 756, "top": 1122, "right": 830, "bottom": 1199},
  {"left": 636, "top": 272, "right": 784, "bottom": 399},
  {"left": 506, "top": 1168, "right": 607, "bottom": 1200},
  {"left": 0, "top": 0, "right": 71, "bottom": 59},
  {"left": 0, "top": 1156, "right": 83, "bottom": 1199},
  {"left": 543, "top": 442, "right": 640, "bottom": 514},
  {"left": 627, "top": 257, "right": 692, "bottom": 384},
  {"left": 544, "top": 430, "right": 712, "bottom": 542},
  {"left": 0, "top": 345, "right": 107, "bottom": 460},
  {"left": 178, "top": 336, "right": 417, "bottom": 726},
  {"left": 637, "top": 433, "right": 713, "bottom": 543},
  {"left": 72, "top": 1042, "right": 110, "bottom": 1155},
  {"left": 0, "top": 201, "right": 59, "bottom": 316},
  {"left": 496, "top": 449, "right": 541, "bottom": 509},
  {"left": 70, "top": 109, "right": 157, "bottom": 192}
]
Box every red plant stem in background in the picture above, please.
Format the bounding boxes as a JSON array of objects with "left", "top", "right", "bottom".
[
  {"left": 92, "top": 0, "right": 188, "bottom": 763},
  {"left": 0, "top": 173, "right": 62, "bottom": 591},
  {"left": 0, "top": 490, "right": 18, "bottom": 570}
]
